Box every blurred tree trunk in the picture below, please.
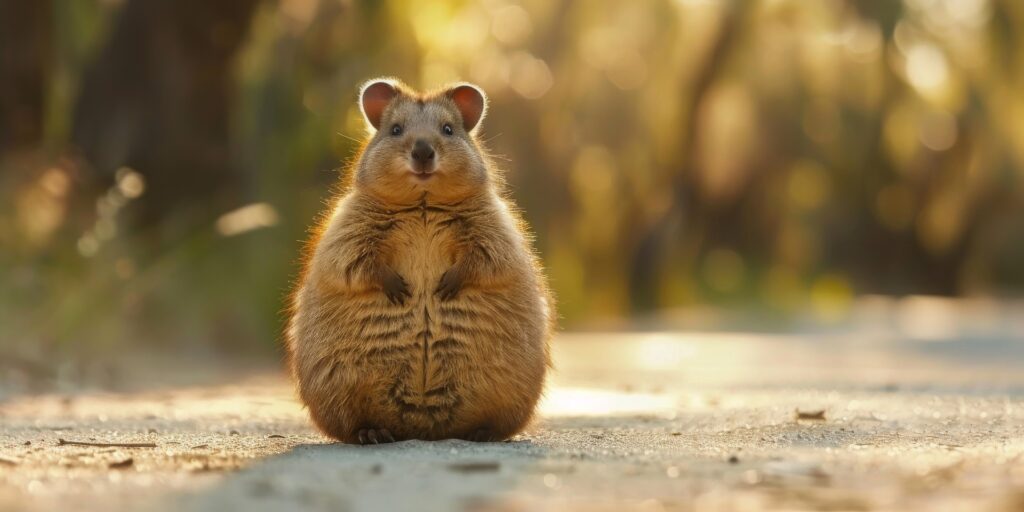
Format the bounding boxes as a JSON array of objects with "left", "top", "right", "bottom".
[
  {"left": 71, "top": 0, "right": 260, "bottom": 228},
  {"left": 0, "top": 0, "right": 51, "bottom": 152},
  {"left": 628, "top": 2, "right": 746, "bottom": 311}
]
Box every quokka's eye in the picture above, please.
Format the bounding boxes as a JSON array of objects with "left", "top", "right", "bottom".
[
  {"left": 390, "top": 124, "right": 403, "bottom": 136},
  {"left": 442, "top": 123, "right": 454, "bottom": 136}
]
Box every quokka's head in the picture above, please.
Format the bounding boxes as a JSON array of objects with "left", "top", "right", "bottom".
[{"left": 353, "top": 78, "right": 491, "bottom": 203}]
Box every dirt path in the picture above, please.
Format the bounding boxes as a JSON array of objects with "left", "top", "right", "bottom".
[{"left": 2, "top": 331, "right": 1024, "bottom": 511}]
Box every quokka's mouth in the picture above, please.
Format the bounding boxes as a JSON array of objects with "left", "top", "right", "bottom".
[
  {"left": 409, "top": 163, "right": 437, "bottom": 180},
  {"left": 410, "top": 171, "right": 435, "bottom": 181}
]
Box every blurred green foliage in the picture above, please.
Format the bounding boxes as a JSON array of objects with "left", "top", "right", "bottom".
[{"left": 1, "top": 0, "right": 1023, "bottom": 355}]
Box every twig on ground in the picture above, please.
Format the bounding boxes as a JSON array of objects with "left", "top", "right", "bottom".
[
  {"left": 795, "top": 409, "right": 826, "bottom": 421},
  {"left": 58, "top": 438, "right": 157, "bottom": 448}
]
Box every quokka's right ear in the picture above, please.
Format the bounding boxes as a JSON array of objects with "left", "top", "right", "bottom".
[{"left": 359, "top": 79, "right": 400, "bottom": 130}]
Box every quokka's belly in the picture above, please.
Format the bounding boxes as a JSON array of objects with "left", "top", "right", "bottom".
[{"left": 349, "top": 282, "right": 542, "bottom": 438}]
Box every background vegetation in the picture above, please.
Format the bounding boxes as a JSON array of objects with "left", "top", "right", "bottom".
[{"left": 2, "top": 0, "right": 1023, "bottom": 359}]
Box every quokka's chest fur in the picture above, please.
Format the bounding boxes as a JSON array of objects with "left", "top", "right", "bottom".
[
  {"left": 382, "top": 200, "right": 465, "bottom": 291},
  {"left": 358, "top": 202, "right": 482, "bottom": 407}
]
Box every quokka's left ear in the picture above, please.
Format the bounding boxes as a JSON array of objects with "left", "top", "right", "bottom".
[{"left": 446, "top": 83, "right": 487, "bottom": 132}]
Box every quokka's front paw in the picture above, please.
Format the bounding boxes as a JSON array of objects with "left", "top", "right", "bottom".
[
  {"left": 357, "top": 428, "right": 396, "bottom": 444},
  {"left": 380, "top": 268, "right": 412, "bottom": 305},
  {"left": 434, "top": 267, "right": 465, "bottom": 301}
]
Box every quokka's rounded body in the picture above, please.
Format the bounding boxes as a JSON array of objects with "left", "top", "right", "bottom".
[{"left": 286, "top": 79, "right": 552, "bottom": 443}]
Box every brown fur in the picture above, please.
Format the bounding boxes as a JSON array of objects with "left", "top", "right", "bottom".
[{"left": 286, "top": 79, "right": 554, "bottom": 443}]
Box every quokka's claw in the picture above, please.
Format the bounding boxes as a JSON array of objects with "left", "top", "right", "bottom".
[
  {"left": 434, "top": 268, "right": 463, "bottom": 301},
  {"left": 381, "top": 270, "right": 411, "bottom": 305}
]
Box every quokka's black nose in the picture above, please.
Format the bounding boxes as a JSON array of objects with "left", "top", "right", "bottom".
[{"left": 411, "top": 139, "right": 435, "bottom": 165}]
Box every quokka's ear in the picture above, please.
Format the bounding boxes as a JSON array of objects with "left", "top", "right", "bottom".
[
  {"left": 360, "top": 79, "right": 400, "bottom": 130},
  {"left": 446, "top": 83, "right": 487, "bottom": 132}
]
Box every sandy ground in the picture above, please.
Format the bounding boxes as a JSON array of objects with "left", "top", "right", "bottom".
[{"left": 2, "top": 327, "right": 1024, "bottom": 511}]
